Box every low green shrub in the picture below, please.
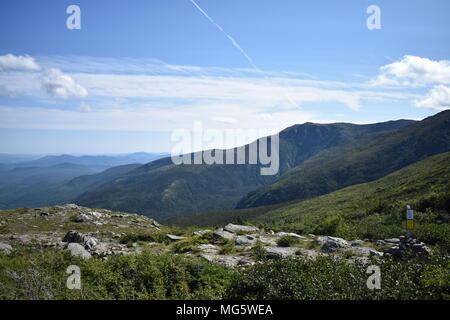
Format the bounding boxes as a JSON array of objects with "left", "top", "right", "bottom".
[
  {"left": 218, "top": 244, "right": 234, "bottom": 255},
  {"left": 0, "top": 247, "right": 236, "bottom": 300},
  {"left": 415, "top": 223, "right": 450, "bottom": 253},
  {"left": 225, "top": 254, "right": 450, "bottom": 300},
  {"left": 120, "top": 229, "right": 170, "bottom": 244},
  {"left": 250, "top": 240, "right": 267, "bottom": 261},
  {"left": 171, "top": 236, "right": 207, "bottom": 254},
  {"left": 276, "top": 235, "right": 299, "bottom": 247}
]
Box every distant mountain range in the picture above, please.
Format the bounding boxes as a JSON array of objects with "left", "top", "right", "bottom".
[
  {"left": 74, "top": 118, "right": 418, "bottom": 220},
  {"left": 0, "top": 153, "right": 168, "bottom": 209},
  {"left": 0, "top": 154, "right": 43, "bottom": 164},
  {"left": 0, "top": 152, "right": 169, "bottom": 172}
]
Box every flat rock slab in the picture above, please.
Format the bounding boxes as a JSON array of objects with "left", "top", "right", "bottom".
[
  {"left": 224, "top": 223, "right": 259, "bottom": 234},
  {"left": 384, "top": 238, "right": 400, "bottom": 244},
  {"left": 258, "top": 236, "right": 278, "bottom": 246},
  {"left": 213, "top": 228, "right": 236, "bottom": 240},
  {"left": 166, "top": 234, "right": 187, "bottom": 241},
  {"left": 198, "top": 244, "right": 219, "bottom": 254},
  {"left": 193, "top": 230, "right": 212, "bottom": 235},
  {"left": 276, "top": 232, "right": 306, "bottom": 240},
  {"left": 264, "top": 246, "right": 299, "bottom": 259},
  {"left": 235, "top": 235, "right": 256, "bottom": 246}
]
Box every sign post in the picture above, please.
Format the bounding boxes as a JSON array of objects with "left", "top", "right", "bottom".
[{"left": 406, "top": 205, "right": 414, "bottom": 239}]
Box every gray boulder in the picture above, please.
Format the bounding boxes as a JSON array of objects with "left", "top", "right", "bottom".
[
  {"left": 317, "top": 236, "right": 350, "bottom": 252},
  {"left": 235, "top": 235, "right": 256, "bottom": 246},
  {"left": 62, "top": 230, "right": 98, "bottom": 251},
  {"left": 0, "top": 242, "right": 13, "bottom": 255},
  {"left": 74, "top": 213, "right": 90, "bottom": 223},
  {"left": 83, "top": 236, "right": 98, "bottom": 250},
  {"left": 66, "top": 243, "right": 91, "bottom": 259},
  {"left": 85, "top": 211, "right": 103, "bottom": 218},
  {"left": 64, "top": 203, "right": 82, "bottom": 209},
  {"left": 62, "top": 230, "right": 84, "bottom": 243}
]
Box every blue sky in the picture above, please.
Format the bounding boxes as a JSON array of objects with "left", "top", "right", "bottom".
[{"left": 0, "top": 0, "right": 449, "bottom": 154}]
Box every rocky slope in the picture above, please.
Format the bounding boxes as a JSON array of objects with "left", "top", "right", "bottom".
[{"left": 0, "top": 205, "right": 432, "bottom": 268}]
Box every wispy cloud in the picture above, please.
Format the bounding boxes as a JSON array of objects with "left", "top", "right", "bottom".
[
  {"left": 190, "top": 0, "right": 258, "bottom": 70},
  {"left": 189, "top": 0, "right": 300, "bottom": 108},
  {"left": 0, "top": 54, "right": 441, "bottom": 135}
]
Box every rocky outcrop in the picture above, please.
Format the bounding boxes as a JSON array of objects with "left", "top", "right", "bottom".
[
  {"left": 316, "top": 236, "right": 350, "bottom": 252},
  {"left": 62, "top": 230, "right": 84, "bottom": 243},
  {"left": 235, "top": 235, "right": 256, "bottom": 246},
  {"left": 276, "top": 232, "right": 306, "bottom": 239},
  {"left": 264, "top": 246, "right": 299, "bottom": 259},
  {"left": 213, "top": 228, "right": 236, "bottom": 241},
  {"left": 382, "top": 236, "right": 432, "bottom": 259},
  {"left": 62, "top": 230, "right": 98, "bottom": 251},
  {"left": 224, "top": 223, "right": 259, "bottom": 234},
  {"left": 0, "top": 205, "right": 437, "bottom": 270}
]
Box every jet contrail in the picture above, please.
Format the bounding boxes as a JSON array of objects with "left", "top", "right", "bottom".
[
  {"left": 189, "top": 0, "right": 298, "bottom": 108},
  {"left": 190, "top": 0, "right": 258, "bottom": 71}
]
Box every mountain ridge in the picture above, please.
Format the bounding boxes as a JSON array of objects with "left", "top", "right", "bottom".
[
  {"left": 236, "top": 110, "right": 450, "bottom": 209},
  {"left": 74, "top": 118, "right": 415, "bottom": 220}
]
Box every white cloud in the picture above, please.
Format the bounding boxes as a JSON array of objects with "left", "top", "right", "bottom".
[
  {"left": 41, "top": 68, "right": 88, "bottom": 99},
  {"left": 371, "top": 55, "right": 450, "bottom": 87},
  {"left": 415, "top": 85, "right": 450, "bottom": 110},
  {"left": 0, "top": 54, "right": 41, "bottom": 71},
  {"left": 0, "top": 54, "right": 87, "bottom": 99}
]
